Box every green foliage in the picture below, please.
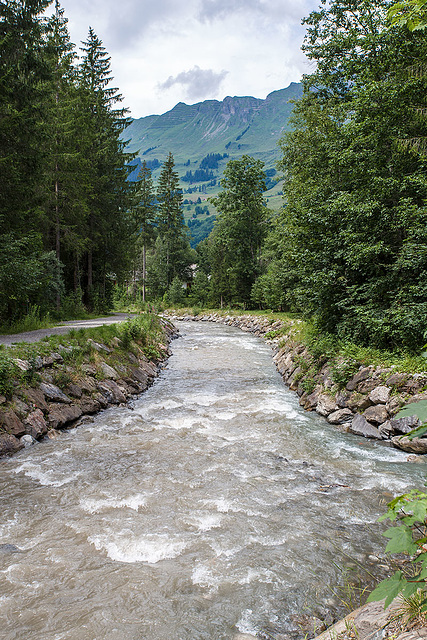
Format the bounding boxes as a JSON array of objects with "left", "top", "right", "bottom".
[
  {"left": 368, "top": 488, "right": 427, "bottom": 609},
  {"left": 330, "top": 359, "right": 359, "bottom": 389},
  {"left": 397, "top": 400, "right": 427, "bottom": 423},
  {"left": 274, "top": 0, "right": 427, "bottom": 352},
  {"left": 0, "top": 355, "right": 17, "bottom": 398},
  {"left": 209, "top": 155, "right": 269, "bottom": 307},
  {"left": 388, "top": 0, "right": 427, "bottom": 30}
]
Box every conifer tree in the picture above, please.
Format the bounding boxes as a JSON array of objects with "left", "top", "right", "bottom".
[
  {"left": 155, "top": 152, "right": 193, "bottom": 293},
  {"left": 78, "top": 27, "right": 135, "bottom": 308},
  {"left": 133, "top": 161, "right": 156, "bottom": 302}
]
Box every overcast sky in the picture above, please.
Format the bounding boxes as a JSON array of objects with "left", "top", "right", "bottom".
[{"left": 51, "top": 0, "right": 320, "bottom": 119}]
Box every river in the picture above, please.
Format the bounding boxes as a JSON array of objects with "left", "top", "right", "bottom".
[{"left": 0, "top": 321, "right": 424, "bottom": 640}]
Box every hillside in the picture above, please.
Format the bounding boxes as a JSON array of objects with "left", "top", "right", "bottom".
[{"left": 124, "top": 82, "right": 303, "bottom": 246}]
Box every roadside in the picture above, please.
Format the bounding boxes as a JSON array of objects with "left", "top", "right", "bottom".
[
  {"left": 0, "top": 313, "right": 177, "bottom": 457},
  {"left": 0, "top": 313, "right": 137, "bottom": 346}
]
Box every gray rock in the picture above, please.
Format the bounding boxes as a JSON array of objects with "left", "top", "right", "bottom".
[
  {"left": 23, "top": 387, "right": 49, "bottom": 413},
  {"left": 368, "top": 386, "right": 391, "bottom": 404},
  {"left": 24, "top": 409, "right": 48, "bottom": 438},
  {"left": 0, "top": 409, "right": 26, "bottom": 437},
  {"left": 316, "top": 394, "right": 337, "bottom": 417},
  {"left": 87, "top": 339, "right": 112, "bottom": 353},
  {"left": 47, "top": 404, "right": 83, "bottom": 429},
  {"left": 303, "top": 388, "right": 321, "bottom": 410},
  {"left": 0, "top": 433, "right": 23, "bottom": 456},
  {"left": 99, "top": 362, "right": 119, "bottom": 380},
  {"left": 349, "top": 414, "right": 382, "bottom": 439},
  {"left": 78, "top": 398, "right": 102, "bottom": 414},
  {"left": 392, "top": 435, "right": 427, "bottom": 454},
  {"left": 378, "top": 421, "right": 394, "bottom": 439},
  {"left": 386, "top": 395, "right": 404, "bottom": 416},
  {"left": 20, "top": 434, "right": 36, "bottom": 448},
  {"left": 389, "top": 415, "right": 420, "bottom": 435},
  {"left": 65, "top": 384, "right": 83, "bottom": 398},
  {"left": 327, "top": 408, "right": 354, "bottom": 424},
  {"left": 13, "top": 358, "right": 31, "bottom": 371},
  {"left": 347, "top": 392, "right": 372, "bottom": 413},
  {"left": 406, "top": 454, "right": 427, "bottom": 463},
  {"left": 346, "top": 367, "right": 372, "bottom": 391},
  {"left": 363, "top": 404, "right": 389, "bottom": 425},
  {"left": 39, "top": 383, "right": 71, "bottom": 404},
  {"left": 385, "top": 372, "right": 407, "bottom": 388},
  {"left": 96, "top": 380, "right": 127, "bottom": 404}
]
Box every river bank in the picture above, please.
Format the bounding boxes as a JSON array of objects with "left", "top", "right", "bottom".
[
  {"left": 0, "top": 314, "right": 178, "bottom": 457},
  {"left": 164, "top": 311, "right": 427, "bottom": 460}
]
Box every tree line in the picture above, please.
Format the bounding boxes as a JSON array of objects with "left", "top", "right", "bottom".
[
  {"left": 2, "top": 0, "right": 427, "bottom": 355},
  {"left": 188, "top": 0, "right": 427, "bottom": 352}
]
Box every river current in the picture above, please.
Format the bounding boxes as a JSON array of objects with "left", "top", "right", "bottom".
[{"left": 0, "top": 321, "right": 425, "bottom": 640}]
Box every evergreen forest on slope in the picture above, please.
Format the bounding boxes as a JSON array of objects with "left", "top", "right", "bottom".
[{"left": 1, "top": 0, "right": 427, "bottom": 355}]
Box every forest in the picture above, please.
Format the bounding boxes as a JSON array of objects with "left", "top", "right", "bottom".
[{"left": 1, "top": 0, "right": 427, "bottom": 354}]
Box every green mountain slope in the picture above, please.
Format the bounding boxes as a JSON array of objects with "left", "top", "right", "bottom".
[
  {"left": 124, "top": 82, "right": 302, "bottom": 246},
  {"left": 124, "top": 82, "right": 302, "bottom": 166}
]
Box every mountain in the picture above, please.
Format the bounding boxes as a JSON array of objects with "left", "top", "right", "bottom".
[
  {"left": 123, "top": 82, "right": 303, "bottom": 246},
  {"left": 125, "top": 82, "right": 302, "bottom": 166}
]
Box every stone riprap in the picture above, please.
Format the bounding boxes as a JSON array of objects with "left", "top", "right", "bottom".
[
  {"left": 165, "top": 312, "right": 427, "bottom": 457},
  {"left": 0, "top": 318, "right": 178, "bottom": 458}
]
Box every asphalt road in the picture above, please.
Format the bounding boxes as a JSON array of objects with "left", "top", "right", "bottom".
[{"left": 0, "top": 313, "right": 137, "bottom": 346}]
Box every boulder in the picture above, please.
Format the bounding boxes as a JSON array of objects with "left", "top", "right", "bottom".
[
  {"left": 349, "top": 414, "right": 382, "bottom": 439},
  {"left": 363, "top": 405, "right": 389, "bottom": 425},
  {"left": 0, "top": 409, "right": 25, "bottom": 437},
  {"left": 316, "top": 394, "right": 337, "bottom": 417},
  {"left": 96, "top": 380, "right": 127, "bottom": 404},
  {"left": 0, "top": 433, "right": 23, "bottom": 456},
  {"left": 47, "top": 404, "right": 82, "bottom": 430},
  {"left": 20, "top": 434, "right": 36, "bottom": 448},
  {"left": 389, "top": 415, "right": 420, "bottom": 435},
  {"left": 21, "top": 387, "right": 49, "bottom": 413},
  {"left": 87, "top": 339, "right": 111, "bottom": 353},
  {"left": 12, "top": 396, "right": 31, "bottom": 419},
  {"left": 99, "top": 362, "right": 119, "bottom": 380},
  {"left": 302, "top": 388, "right": 321, "bottom": 410},
  {"left": 386, "top": 395, "right": 405, "bottom": 416},
  {"left": 346, "top": 367, "right": 372, "bottom": 391},
  {"left": 77, "top": 397, "right": 102, "bottom": 414},
  {"left": 65, "top": 384, "right": 83, "bottom": 398},
  {"left": 368, "top": 386, "right": 391, "bottom": 404},
  {"left": 385, "top": 372, "right": 408, "bottom": 388},
  {"left": 392, "top": 435, "right": 427, "bottom": 454},
  {"left": 39, "top": 383, "right": 71, "bottom": 404},
  {"left": 24, "top": 409, "right": 48, "bottom": 438},
  {"left": 347, "top": 392, "right": 372, "bottom": 413},
  {"left": 327, "top": 408, "right": 354, "bottom": 425}
]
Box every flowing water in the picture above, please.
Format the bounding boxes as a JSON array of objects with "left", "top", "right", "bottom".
[{"left": 0, "top": 321, "right": 425, "bottom": 640}]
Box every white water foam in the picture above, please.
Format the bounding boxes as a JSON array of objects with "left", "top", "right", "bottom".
[
  {"left": 13, "top": 462, "right": 81, "bottom": 487},
  {"left": 88, "top": 532, "right": 187, "bottom": 563},
  {"left": 236, "top": 609, "right": 259, "bottom": 636},
  {"left": 185, "top": 513, "right": 223, "bottom": 532},
  {"left": 80, "top": 493, "right": 147, "bottom": 513}
]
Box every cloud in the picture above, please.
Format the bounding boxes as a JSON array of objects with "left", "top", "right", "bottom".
[
  {"left": 198, "top": 0, "right": 307, "bottom": 23},
  {"left": 158, "top": 66, "right": 229, "bottom": 101}
]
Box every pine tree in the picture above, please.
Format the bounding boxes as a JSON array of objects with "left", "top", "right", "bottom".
[
  {"left": 155, "top": 152, "right": 193, "bottom": 292},
  {"left": 133, "top": 161, "right": 156, "bottom": 302},
  {"left": 78, "top": 27, "right": 135, "bottom": 308}
]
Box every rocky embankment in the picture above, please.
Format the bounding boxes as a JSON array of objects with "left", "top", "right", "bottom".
[
  {"left": 0, "top": 317, "right": 178, "bottom": 458},
  {"left": 166, "top": 312, "right": 427, "bottom": 458}
]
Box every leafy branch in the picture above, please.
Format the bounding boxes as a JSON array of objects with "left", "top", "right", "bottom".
[{"left": 368, "top": 489, "right": 427, "bottom": 609}]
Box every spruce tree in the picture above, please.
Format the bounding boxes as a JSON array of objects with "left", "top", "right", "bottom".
[
  {"left": 133, "top": 161, "right": 156, "bottom": 302},
  {"left": 155, "top": 152, "right": 193, "bottom": 293},
  {"left": 78, "top": 27, "right": 135, "bottom": 308}
]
